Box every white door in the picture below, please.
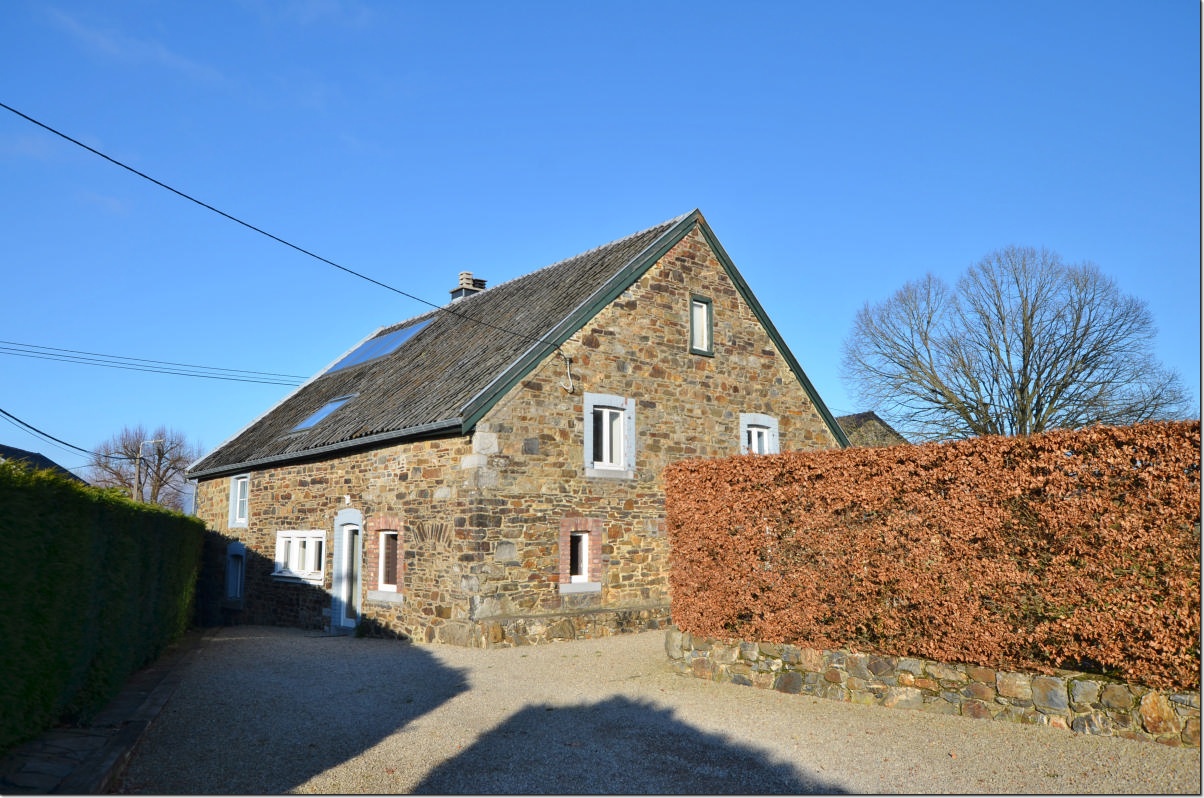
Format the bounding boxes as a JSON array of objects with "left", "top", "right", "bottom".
[{"left": 332, "top": 523, "right": 362, "bottom": 630}]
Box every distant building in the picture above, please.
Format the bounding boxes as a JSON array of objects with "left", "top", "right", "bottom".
[
  {"left": 0, "top": 443, "right": 87, "bottom": 483},
  {"left": 836, "top": 412, "right": 908, "bottom": 448}
]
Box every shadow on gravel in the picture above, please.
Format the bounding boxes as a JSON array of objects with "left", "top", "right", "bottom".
[
  {"left": 117, "top": 627, "right": 469, "bottom": 794},
  {"left": 412, "top": 696, "right": 847, "bottom": 794}
]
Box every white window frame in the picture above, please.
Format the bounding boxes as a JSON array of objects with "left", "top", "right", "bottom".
[
  {"left": 569, "top": 531, "right": 589, "bottom": 583},
  {"left": 594, "top": 407, "right": 624, "bottom": 468},
  {"left": 378, "top": 530, "right": 399, "bottom": 592},
  {"left": 747, "top": 425, "right": 770, "bottom": 454},
  {"left": 690, "top": 295, "right": 713, "bottom": 356},
  {"left": 583, "top": 392, "right": 636, "bottom": 479},
  {"left": 740, "top": 413, "right": 780, "bottom": 455},
  {"left": 228, "top": 474, "right": 249, "bottom": 528},
  {"left": 273, "top": 530, "right": 326, "bottom": 584}
]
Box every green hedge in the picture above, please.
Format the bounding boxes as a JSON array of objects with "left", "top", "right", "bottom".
[{"left": 0, "top": 461, "right": 204, "bottom": 753}]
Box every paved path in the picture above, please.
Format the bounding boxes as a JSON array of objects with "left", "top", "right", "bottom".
[
  {"left": 111, "top": 626, "right": 1197, "bottom": 794},
  {"left": 0, "top": 631, "right": 202, "bottom": 794}
]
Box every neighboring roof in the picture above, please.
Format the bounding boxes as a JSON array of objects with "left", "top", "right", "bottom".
[
  {"left": 0, "top": 443, "right": 87, "bottom": 482},
  {"left": 836, "top": 412, "right": 908, "bottom": 447},
  {"left": 189, "top": 210, "right": 848, "bottom": 479}
]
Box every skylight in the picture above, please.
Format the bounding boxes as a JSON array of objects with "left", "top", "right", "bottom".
[
  {"left": 292, "top": 395, "right": 355, "bottom": 431},
  {"left": 327, "top": 320, "right": 431, "bottom": 374}
]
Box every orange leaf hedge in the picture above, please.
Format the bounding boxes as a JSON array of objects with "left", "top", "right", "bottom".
[{"left": 664, "top": 421, "right": 1201, "bottom": 690}]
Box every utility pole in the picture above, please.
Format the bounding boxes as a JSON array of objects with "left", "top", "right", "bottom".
[{"left": 133, "top": 438, "right": 164, "bottom": 502}]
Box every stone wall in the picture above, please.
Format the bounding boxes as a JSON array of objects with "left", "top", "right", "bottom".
[
  {"left": 194, "top": 225, "right": 841, "bottom": 646},
  {"left": 666, "top": 628, "right": 1200, "bottom": 747}
]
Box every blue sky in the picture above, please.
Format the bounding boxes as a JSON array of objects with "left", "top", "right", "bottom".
[{"left": 1, "top": 0, "right": 1199, "bottom": 477}]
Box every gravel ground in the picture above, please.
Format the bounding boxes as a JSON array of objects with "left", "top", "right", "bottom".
[{"left": 118, "top": 626, "right": 1200, "bottom": 794}]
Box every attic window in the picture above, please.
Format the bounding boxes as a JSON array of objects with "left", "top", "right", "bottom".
[
  {"left": 327, "top": 320, "right": 431, "bottom": 373},
  {"left": 293, "top": 395, "right": 355, "bottom": 431},
  {"left": 689, "top": 296, "right": 713, "bottom": 356}
]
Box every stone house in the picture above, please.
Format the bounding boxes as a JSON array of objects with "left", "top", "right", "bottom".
[
  {"left": 187, "top": 210, "right": 848, "bottom": 646},
  {"left": 835, "top": 411, "right": 908, "bottom": 447}
]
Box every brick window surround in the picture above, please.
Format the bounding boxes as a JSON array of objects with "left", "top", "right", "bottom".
[
  {"left": 366, "top": 514, "right": 404, "bottom": 604},
  {"left": 559, "top": 515, "right": 603, "bottom": 594}
]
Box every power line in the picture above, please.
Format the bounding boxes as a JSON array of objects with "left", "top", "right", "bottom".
[
  {"left": 0, "top": 340, "right": 304, "bottom": 378},
  {"left": 0, "top": 101, "right": 555, "bottom": 352},
  {"left": 0, "top": 406, "right": 131, "bottom": 461},
  {"left": 3, "top": 103, "right": 775, "bottom": 393},
  {"left": 0, "top": 411, "right": 85, "bottom": 463},
  {"left": 0, "top": 340, "right": 304, "bottom": 386}
]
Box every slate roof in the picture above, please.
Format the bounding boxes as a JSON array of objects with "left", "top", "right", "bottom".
[
  {"left": 189, "top": 210, "right": 848, "bottom": 478},
  {"left": 836, "top": 411, "right": 909, "bottom": 447},
  {"left": 0, "top": 443, "right": 87, "bottom": 482}
]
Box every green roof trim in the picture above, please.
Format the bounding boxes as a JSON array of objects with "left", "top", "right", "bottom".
[
  {"left": 693, "top": 220, "right": 850, "bottom": 449},
  {"left": 460, "top": 210, "right": 850, "bottom": 448},
  {"left": 459, "top": 213, "right": 697, "bottom": 431},
  {"left": 191, "top": 210, "right": 847, "bottom": 477}
]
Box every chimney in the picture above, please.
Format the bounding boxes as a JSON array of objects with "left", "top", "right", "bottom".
[{"left": 449, "top": 271, "right": 487, "bottom": 302}]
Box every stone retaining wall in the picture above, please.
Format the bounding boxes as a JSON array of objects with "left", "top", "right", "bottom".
[
  {"left": 665, "top": 627, "right": 1200, "bottom": 747},
  {"left": 435, "top": 604, "right": 672, "bottom": 647}
]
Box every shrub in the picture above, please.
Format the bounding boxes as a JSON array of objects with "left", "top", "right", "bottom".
[
  {"left": 0, "top": 461, "right": 204, "bottom": 752},
  {"left": 665, "top": 421, "right": 1200, "bottom": 690}
]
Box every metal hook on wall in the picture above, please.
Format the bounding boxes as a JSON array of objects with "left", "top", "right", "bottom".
[{"left": 558, "top": 350, "right": 575, "bottom": 393}]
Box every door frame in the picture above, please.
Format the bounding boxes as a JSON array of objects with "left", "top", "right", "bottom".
[{"left": 331, "top": 508, "right": 363, "bottom": 630}]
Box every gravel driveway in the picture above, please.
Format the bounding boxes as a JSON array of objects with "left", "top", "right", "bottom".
[{"left": 117, "top": 626, "right": 1199, "bottom": 794}]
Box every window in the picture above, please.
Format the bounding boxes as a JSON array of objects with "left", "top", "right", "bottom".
[
  {"left": 225, "top": 541, "right": 246, "bottom": 602},
  {"left": 569, "top": 532, "right": 589, "bottom": 583},
  {"left": 273, "top": 530, "right": 326, "bottom": 584},
  {"left": 378, "top": 530, "right": 399, "bottom": 592},
  {"left": 689, "top": 296, "right": 713, "bottom": 356},
  {"left": 583, "top": 393, "right": 635, "bottom": 479},
  {"left": 593, "top": 407, "right": 624, "bottom": 468},
  {"left": 559, "top": 517, "right": 603, "bottom": 594},
  {"left": 228, "top": 474, "right": 249, "bottom": 527},
  {"left": 326, "top": 319, "right": 431, "bottom": 374},
  {"left": 747, "top": 425, "right": 770, "bottom": 454},
  {"left": 292, "top": 395, "right": 355, "bottom": 432},
  {"left": 740, "top": 413, "right": 780, "bottom": 455}
]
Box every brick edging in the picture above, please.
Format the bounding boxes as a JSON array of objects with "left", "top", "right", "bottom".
[{"left": 665, "top": 627, "right": 1200, "bottom": 747}]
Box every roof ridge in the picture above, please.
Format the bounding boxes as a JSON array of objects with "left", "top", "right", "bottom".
[
  {"left": 442, "top": 211, "right": 694, "bottom": 308},
  {"left": 371, "top": 211, "right": 695, "bottom": 336}
]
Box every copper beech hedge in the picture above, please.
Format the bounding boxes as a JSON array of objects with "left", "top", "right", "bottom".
[{"left": 665, "top": 421, "right": 1201, "bottom": 691}]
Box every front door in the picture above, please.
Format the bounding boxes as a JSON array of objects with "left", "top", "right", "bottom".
[{"left": 332, "top": 523, "right": 362, "bottom": 630}]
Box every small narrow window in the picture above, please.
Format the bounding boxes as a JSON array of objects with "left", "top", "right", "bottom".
[
  {"left": 225, "top": 541, "right": 246, "bottom": 601},
  {"left": 379, "top": 531, "right": 399, "bottom": 591},
  {"left": 228, "top": 474, "right": 250, "bottom": 527},
  {"left": 690, "top": 296, "right": 713, "bottom": 356},
  {"left": 559, "top": 518, "right": 602, "bottom": 594},
  {"left": 569, "top": 531, "right": 589, "bottom": 582}
]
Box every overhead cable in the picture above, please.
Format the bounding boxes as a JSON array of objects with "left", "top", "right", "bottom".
[
  {"left": 0, "top": 340, "right": 304, "bottom": 386},
  {"left": 0, "top": 406, "right": 132, "bottom": 460},
  {"left": 0, "top": 101, "right": 555, "bottom": 351}
]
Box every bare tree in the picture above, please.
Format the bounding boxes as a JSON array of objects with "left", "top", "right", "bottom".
[
  {"left": 842, "top": 246, "right": 1189, "bottom": 441},
  {"left": 87, "top": 425, "right": 202, "bottom": 510}
]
